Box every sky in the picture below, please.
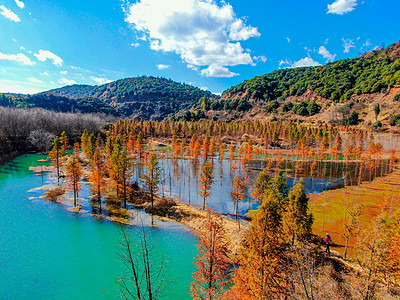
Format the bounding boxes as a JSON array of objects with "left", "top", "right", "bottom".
[{"left": 0, "top": 0, "right": 399, "bottom": 95}]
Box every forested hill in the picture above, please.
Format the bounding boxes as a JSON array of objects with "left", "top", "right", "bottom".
[
  {"left": 0, "top": 76, "right": 215, "bottom": 120},
  {"left": 223, "top": 41, "right": 400, "bottom": 101},
  {"left": 173, "top": 41, "right": 400, "bottom": 127},
  {"left": 43, "top": 76, "right": 215, "bottom": 120}
]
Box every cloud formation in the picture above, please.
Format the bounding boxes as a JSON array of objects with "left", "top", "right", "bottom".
[
  {"left": 327, "top": 0, "right": 357, "bottom": 15},
  {"left": 156, "top": 64, "right": 170, "bottom": 70},
  {"left": 200, "top": 64, "right": 239, "bottom": 77},
  {"left": 0, "top": 51, "right": 35, "bottom": 65},
  {"left": 0, "top": 5, "right": 21, "bottom": 22},
  {"left": 28, "top": 77, "right": 44, "bottom": 84},
  {"left": 280, "top": 57, "right": 321, "bottom": 68},
  {"left": 342, "top": 38, "right": 355, "bottom": 53},
  {"left": 59, "top": 78, "right": 76, "bottom": 85},
  {"left": 14, "top": 0, "right": 25, "bottom": 9},
  {"left": 34, "top": 50, "right": 63, "bottom": 66},
  {"left": 125, "top": 0, "right": 260, "bottom": 77},
  {"left": 90, "top": 76, "right": 111, "bottom": 85},
  {"left": 318, "top": 46, "right": 336, "bottom": 62}
]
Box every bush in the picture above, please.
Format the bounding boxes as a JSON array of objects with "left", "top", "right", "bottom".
[
  {"left": 45, "top": 186, "right": 65, "bottom": 201},
  {"left": 394, "top": 93, "right": 400, "bottom": 101},
  {"left": 348, "top": 111, "right": 360, "bottom": 125},
  {"left": 282, "top": 102, "right": 294, "bottom": 112},
  {"left": 265, "top": 100, "right": 280, "bottom": 113},
  {"left": 389, "top": 114, "right": 400, "bottom": 126}
]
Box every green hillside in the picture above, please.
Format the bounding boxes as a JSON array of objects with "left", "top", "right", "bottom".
[
  {"left": 223, "top": 41, "right": 400, "bottom": 102},
  {"left": 0, "top": 76, "right": 215, "bottom": 120}
]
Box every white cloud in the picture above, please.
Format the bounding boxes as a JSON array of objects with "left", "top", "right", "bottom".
[
  {"left": 200, "top": 64, "right": 239, "bottom": 77},
  {"left": 90, "top": 76, "right": 111, "bottom": 85},
  {"left": 42, "top": 72, "right": 49, "bottom": 76},
  {"left": 363, "top": 39, "right": 371, "bottom": 47},
  {"left": 342, "top": 38, "right": 355, "bottom": 53},
  {"left": 60, "top": 70, "right": 67, "bottom": 74},
  {"left": 131, "top": 42, "right": 140, "bottom": 47},
  {"left": 125, "top": 0, "right": 260, "bottom": 77},
  {"left": 318, "top": 46, "right": 336, "bottom": 62},
  {"left": 59, "top": 78, "right": 77, "bottom": 85},
  {"left": 0, "top": 5, "right": 21, "bottom": 22},
  {"left": 28, "top": 77, "right": 44, "bottom": 84},
  {"left": 292, "top": 57, "right": 321, "bottom": 68},
  {"left": 14, "top": 0, "right": 25, "bottom": 9},
  {"left": 280, "top": 57, "right": 321, "bottom": 68},
  {"left": 286, "top": 37, "right": 290, "bottom": 43},
  {"left": 0, "top": 79, "right": 43, "bottom": 94},
  {"left": 327, "top": 0, "right": 357, "bottom": 15},
  {"left": 0, "top": 51, "right": 35, "bottom": 65},
  {"left": 254, "top": 55, "right": 267, "bottom": 63},
  {"left": 187, "top": 64, "right": 199, "bottom": 71},
  {"left": 156, "top": 64, "right": 170, "bottom": 70},
  {"left": 34, "top": 50, "right": 63, "bottom": 66}
]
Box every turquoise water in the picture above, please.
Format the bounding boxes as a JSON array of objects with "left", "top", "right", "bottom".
[{"left": 0, "top": 154, "right": 197, "bottom": 299}]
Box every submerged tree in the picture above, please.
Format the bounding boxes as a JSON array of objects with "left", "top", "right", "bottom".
[
  {"left": 142, "top": 152, "right": 162, "bottom": 224},
  {"left": 49, "top": 136, "right": 63, "bottom": 180},
  {"left": 118, "top": 226, "right": 165, "bottom": 300},
  {"left": 229, "top": 173, "right": 248, "bottom": 230},
  {"left": 110, "top": 136, "right": 132, "bottom": 208},
  {"left": 65, "top": 155, "right": 82, "bottom": 207},
  {"left": 199, "top": 161, "right": 214, "bottom": 210},
  {"left": 190, "top": 211, "right": 231, "bottom": 300},
  {"left": 90, "top": 144, "right": 106, "bottom": 210}
]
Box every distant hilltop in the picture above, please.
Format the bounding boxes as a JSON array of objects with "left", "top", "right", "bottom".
[{"left": 0, "top": 76, "right": 217, "bottom": 120}]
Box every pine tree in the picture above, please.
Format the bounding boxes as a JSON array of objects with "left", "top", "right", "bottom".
[
  {"left": 282, "top": 179, "right": 313, "bottom": 245},
  {"left": 250, "top": 168, "right": 271, "bottom": 204}
]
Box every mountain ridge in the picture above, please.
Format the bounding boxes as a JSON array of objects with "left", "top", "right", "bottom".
[{"left": 0, "top": 76, "right": 216, "bottom": 120}]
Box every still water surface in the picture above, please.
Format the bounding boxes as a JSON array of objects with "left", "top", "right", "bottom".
[{"left": 0, "top": 154, "right": 197, "bottom": 299}]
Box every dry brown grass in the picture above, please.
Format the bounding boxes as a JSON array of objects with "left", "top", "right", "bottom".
[
  {"left": 44, "top": 186, "right": 65, "bottom": 201},
  {"left": 309, "top": 167, "right": 400, "bottom": 257}
]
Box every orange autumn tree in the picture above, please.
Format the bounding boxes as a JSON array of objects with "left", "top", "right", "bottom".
[
  {"left": 190, "top": 211, "right": 231, "bottom": 300},
  {"left": 229, "top": 190, "right": 287, "bottom": 299},
  {"left": 110, "top": 135, "right": 132, "bottom": 208},
  {"left": 49, "top": 136, "right": 63, "bottom": 180},
  {"left": 60, "top": 131, "right": 69, "bottom": 154},
  {"left": 229, "top": 173, "right": 248, "bottom": 230},
  {"left": 199, "top": 161, "right": 214, "bottom": 210},
  {"left": 141, "top": 151, "right": 162, "bottom": 216},
  {"left": 90, "top": 144, "right": 106, "bottom": 209},
  {"left": 65, "top": 155, "right": 82, "bottom": 207}
]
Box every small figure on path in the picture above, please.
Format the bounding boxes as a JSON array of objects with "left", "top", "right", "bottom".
[{"left": 324, "top": 233, "right": 332, "bottom": 254}]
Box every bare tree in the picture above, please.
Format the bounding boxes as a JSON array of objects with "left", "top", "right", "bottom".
[{"left": 118, "top": 226, "right": 166, "bottom": 300}]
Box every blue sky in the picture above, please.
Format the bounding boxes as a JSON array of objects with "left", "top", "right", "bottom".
[{"left": 0, "top": 0, "right": 398, "bottom": 95}]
